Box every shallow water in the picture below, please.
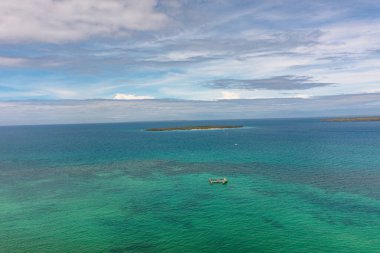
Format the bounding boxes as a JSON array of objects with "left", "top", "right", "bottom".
[{"left": 1, "top": 119, "right": 380, "bottom": 252}]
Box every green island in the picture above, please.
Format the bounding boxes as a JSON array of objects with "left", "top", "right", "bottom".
[
  {"left": 322, "top": 116, "right": 380, "bottom": 122},
  {"left": 146, "top": 125, "right": 243, "bottom": 131}
]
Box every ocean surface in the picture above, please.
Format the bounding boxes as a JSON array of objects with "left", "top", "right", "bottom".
[{"left": 1, "top": 118, "right": 380, "bottom": 253}]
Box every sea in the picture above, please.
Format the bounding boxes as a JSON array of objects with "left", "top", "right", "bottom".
[{"left": 0, "top": 118, "right": 380, "bottom": 253}]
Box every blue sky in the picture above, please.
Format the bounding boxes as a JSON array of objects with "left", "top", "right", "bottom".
[{"left": 0, "top": 0, "right": 379, "bottom": 124}]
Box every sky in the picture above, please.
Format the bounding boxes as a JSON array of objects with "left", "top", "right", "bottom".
[{"left": 0, "top": 0, "right": 379, "bottom": 125}]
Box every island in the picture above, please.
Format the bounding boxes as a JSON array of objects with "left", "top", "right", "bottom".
[
  {"left": 145, "top": 125, "right": 243, "bottom": 131},
  {"left": 322, "top": 116, "right": 380, "bottom": 122}
]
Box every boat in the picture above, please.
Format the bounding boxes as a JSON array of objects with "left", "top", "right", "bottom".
[{"left": 209, "top": 178, "right": 228, "bottom": 184}]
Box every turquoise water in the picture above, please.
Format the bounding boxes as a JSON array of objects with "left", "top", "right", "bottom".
[{"left": 1, "top": 118, "right": 380, "bottom": 252}]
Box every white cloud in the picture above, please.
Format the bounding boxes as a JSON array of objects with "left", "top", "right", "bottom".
[
  {"left": 113, "top": 93, "right": 154, "bottom": 100},
  {"left": 293, "top": 94, "right": 311, "bottom": 99},
  {"left": 218, "top": 91, "right": 240, "bottom": 100},
  {"left": 0, "top": 0, "right": 169, "bottom": 43}
]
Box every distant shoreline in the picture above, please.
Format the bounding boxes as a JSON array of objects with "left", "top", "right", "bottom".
[
  {"left": 145, "top": 125, "right": 243, "bottom": 131},
  {"left": 322, "top": 116, "right": 380, "bottom": 122}
]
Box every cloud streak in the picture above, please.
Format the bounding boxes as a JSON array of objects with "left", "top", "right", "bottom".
[
  {"left": 1, "top": 92, "right": 379, "bottom": 125},
  {"left": 206, "top": 76, "right": 333, "bottom": 90},
  {"left": 0, "top": 56, "right": 28, "bottom": 67},
  {"left": 0, "top": 0, "right": 169, "bottom": 43}
]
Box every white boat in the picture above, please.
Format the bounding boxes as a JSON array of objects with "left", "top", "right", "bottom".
[{"left": 209, "top": 178, "right": 228, "bottom": 184}]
